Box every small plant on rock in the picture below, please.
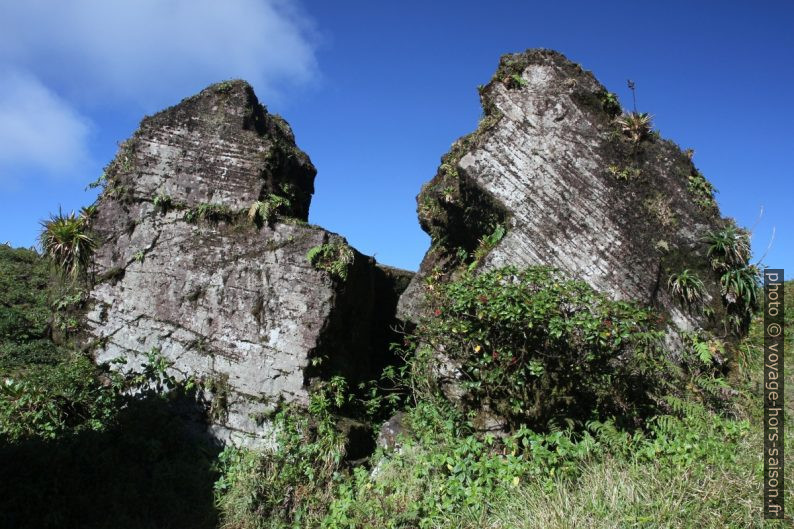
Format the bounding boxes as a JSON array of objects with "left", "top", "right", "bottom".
[
  {"left": 720, "top": 265, "right": 760, "bottom": 311},
  {"left": 705, "top": 225, "right": 760, "bottom": 335},
  {"left": 307, "top": 242, "right": 355, "bottom": 281},
  {"left": 184, "top": 202, "right": 234, "bottom": 224},
  {"left": 152, "top": 193, "right": 172, "bottom": 214},
  {"left": 247, "top": 194, "right": 290, "bottom": 226},
  {"left": 667, "top": 269, "right": 705, "bottom": 309},
  {"left": 615, "top": 112, "right": 653, "bottom": 144},
  {"left": 39, "top": 210, "right": 96, "bottom": 280},
  {"left": 705, "top": 226, "right": 750, "bottom": 271},
  {"left": 687, "top": 170, "right": 717, "bottom": 211},
  {"left": 600, "top": 91, "right": 622, "bottom": 118},
  {"left": 504, "top": 73, "right": 528, "bottom": 89}
]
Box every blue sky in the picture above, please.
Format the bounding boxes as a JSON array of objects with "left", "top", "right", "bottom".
[{"left": 1, "top": 1, "right": 791, "bottom": 277}]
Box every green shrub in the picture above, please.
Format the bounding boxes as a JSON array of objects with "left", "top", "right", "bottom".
[
  {"left": 0, "top": 245, "right": 60, "bottom": 370},
  {"left": 0, "top": 354, "right": 117, "bottom": 441},
  {"left": 39, "top": 209, "right": 96, "bottom": 280},
  {"left": 403, "top": 266, "right": 668, "bottom": 429},
  {"left": 307, "top": 242, "right": 355, "bottom": 281}
]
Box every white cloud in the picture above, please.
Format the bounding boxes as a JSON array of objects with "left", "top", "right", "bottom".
[
  {"left": 0, "top": 0, "right": 318, "bottom": 184},
  {"left": 0, "top": 70, "right": 91, "bottom": 179},
  {"left": 0, "top": 0, "right": 319, "bottom": 110}
]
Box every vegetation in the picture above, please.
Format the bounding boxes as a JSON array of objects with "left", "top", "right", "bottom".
[
  {"left": 615, "top": 112, "right": 653, "bottom": 144},
  {"left": 403, "top": 266, "right": 667, "bottom": 429},
  {"left": 687, "top": 169, "right": 718, "bottom": 211},
  {"left": 211, "top": 276, "right": 792, "bottom": 529},
  {"left": 0, "top": 246, "right": 220, "bottom": 528},
  {"left": 0, "top": 245, "right": 61, "bottom": 370},
  {"left": 644, "top": 193, "right": 676, "bottom": 228},
  {"left": 705, "top": 225, "right": 761, "bottom": 335},
  {"left": 307, "top": 242, "right": 355, "bottom": 281},
  {"left": 39, "top": 209, "right": 96, "bottom": 280},
  {"left": 607, "top": 164, "right": 641, "bottom": 181},
  {"left": 469, "top": 224, "right": 506, "bottom": 269},
  {"left": 707, "top": 225, "right": 751, "bottom": 270},
  {"left": 247, "top": 194, "right": 291, "bottom": 226},
  {"left": 215, "top": 384, "right": 348, "bottom": 528},
  {"left": 152, "top": 192, "right": 173, "bottom": 213},
  {"left": 184, "top": 202, "right": 236, "bottom": 224},
  {"left": 667, "top": 269, "right": 705, "bottom": 309},
  {"left": 599, "top": 90, "right": 622, "bottom": 118},
  {"left": 0, "top": 244, "right": 788, "bottom": 528}
]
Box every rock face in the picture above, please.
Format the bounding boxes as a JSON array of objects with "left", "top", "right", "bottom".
[
  {"left": 399, "top": 49, "right": 730, "bottom": 338},
  {"left": 84, "top": 81, "right": 410, "bottom": 443}
]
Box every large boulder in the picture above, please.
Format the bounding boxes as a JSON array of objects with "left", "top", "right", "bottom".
[
  {"left": 84, "top": 81, "right": 410, "bottom": 443},
  {"left": 398, "top": 49, "right": 732, "bottom": 340}
]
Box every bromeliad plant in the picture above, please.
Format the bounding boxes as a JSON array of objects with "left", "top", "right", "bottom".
[
  {"left": 667, "top": 269, "right": 705, "bottom": 309},
  {"left": 704, "top": 225, "right": 761, "bottom": 335},
  {"left": 705, "top": 226, "right": 750, "bottom": 272},
  {"left": 39, "top": 209, "right": 97, "bottom": 280},
  {"left": 615, "top": 112, "right": 653, "bottom": 144}
]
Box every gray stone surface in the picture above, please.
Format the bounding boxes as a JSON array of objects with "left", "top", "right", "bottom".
[
  {"left": 399, "top": 49, "right": 730, "bottom": 338},
  {"left": 84, "top": 81, "right": 409, "bottom": 443}
]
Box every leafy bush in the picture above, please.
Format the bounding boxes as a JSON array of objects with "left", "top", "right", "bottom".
[
  {"left": 0, "top": 354, "right": 117, "bottom": 440},
  {"left": 39, "top": 209, "right": 96, "bottom": 280},
  {"left": 0, "top": 245, "right": 61, "bottom": 370},
  {"left": 404, "top": 266, "right": 668, "bottom": 429},
  {"left": 307, "top": 242, "right": 355, "bottom": 282}
]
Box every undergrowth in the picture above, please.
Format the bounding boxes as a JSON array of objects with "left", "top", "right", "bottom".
[
  {"left": 214, "top": 271, "right": 792, "bottom": 528},
  {"left": 2, "top": 242, "right": 791, "bottom": 528}
]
